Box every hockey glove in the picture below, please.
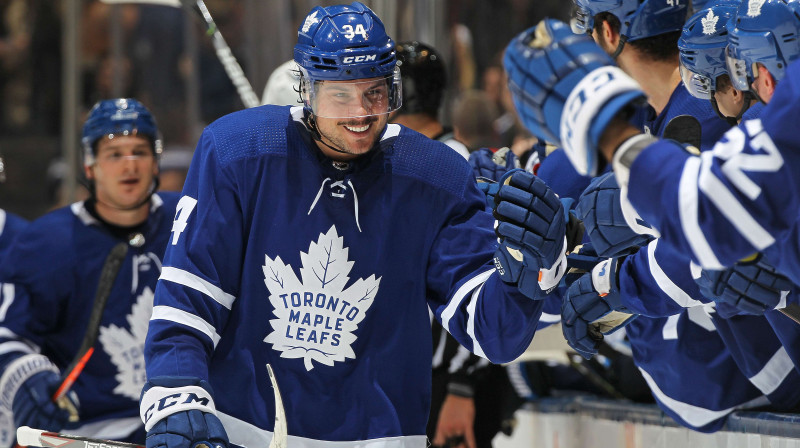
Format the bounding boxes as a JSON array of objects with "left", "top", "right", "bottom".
[
  {"left": 503, "top": 19, "right": 646, "bottom": 176},
  {"left": 470, "top": 147, "right": 521, "bottom": 182},
  {"left": 561, "top": 258, "right": 637, "bottom": 359},
  {"left": 696, "top": 254, "right": 794, "bottom": 315},
  {"left": 576, "top": 172, "right": 656, "bottom": 258},
  {"left": 141, "top": 377, "right": 228, "bottom": 448},
  {"left": 493, "top": 170, "right": 567, "bottom": 299},
  {"left": 3, "top": 354, "right": 77, "bottom": 431}
]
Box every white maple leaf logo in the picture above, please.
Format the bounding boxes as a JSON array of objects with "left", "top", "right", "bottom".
[
  {"left": 263, "top": 225, "right": 381, "bottom": 371},
  {"left": 701, "top": 10, "right": 718, "bottom": 35},
  {"left": 747, "top": 0, "right": 766, "bottom": 16},
  {"left": 302, "top": 11, "right": 320, "bottom": 33},
  {"left": 98, "top": 287, "right": 153, "bottom": 400}
]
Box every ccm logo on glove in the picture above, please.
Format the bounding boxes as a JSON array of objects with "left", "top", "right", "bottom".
[{"left": 140, "top": 385, "right": 215, "bottom": 430}]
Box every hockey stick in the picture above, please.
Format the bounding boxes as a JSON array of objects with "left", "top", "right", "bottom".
[
  {"left": 267, "top": 364, "right": 287, "bottom": 448},
  {"left": 99, "top": 0, "right": 260, "bottom": 109},
  {"left": 52, "top": 240, "right": 130, "bottom": 420},
  {"left": 19, "top": 365, "right": 288, "bottom": 448},
  {"left": 16, "top": 427, "right": 143, "bottom": 448}
]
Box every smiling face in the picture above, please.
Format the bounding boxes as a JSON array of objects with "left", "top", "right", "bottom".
[
  {"left": 86, "top": 134, "right": 158, "bottom": 213},
  {"left": 311, "top": 77, "right": 391, "bottom": 160}
]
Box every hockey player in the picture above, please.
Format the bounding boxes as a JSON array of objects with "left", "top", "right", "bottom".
[
  {"left": 389, "top": 40, "right": 508, "bottom": 448},
  {"left": 501, "top": 0, "right": 800, "bottom": 281},
  {"left": 391, "top": 41, "right": 470, "bottom": 159},
  {"left": 0, "top": 151, "right": 28, "bottom": 263},
  {"left": 140, "top": 3, "right": 564, "bottom": 448},
  {"left": 502, "top": 12, "right": 800, "bottom": 431},
  {"left": 0, "top": 98, "right": 179, "bottom": 445},
  {"left": 678, "top": 0, "right": 761, "bottom": 126}
]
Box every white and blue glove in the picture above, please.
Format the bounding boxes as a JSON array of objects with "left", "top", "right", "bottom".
[
  {"left": 493, "top": 169, "right": 567, "bottom": 299},
  {"left": 503, "top": 19, "right": 646, "bottom": 176},
  {"left": 576, "top": 172, "right": 656, "bottom": 258},
  {"left": 0, "top": 354, "right": 78, "bottom": 432},
  {"left": 470, "top": 147, "right": 520, "bottom": 182},
  {"left": 141, "top": 377, "right": 228, "bottom": 448},
  {"left": 696, "top": 255, "right": 794, "bottom": 315},
  {"left": 561, "top": 258, "right": 637, "bottom": 359}
]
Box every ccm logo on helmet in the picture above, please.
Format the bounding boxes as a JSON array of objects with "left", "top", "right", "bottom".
[{"left": 343, "top": 54, "right": 377, "bottom": 64}]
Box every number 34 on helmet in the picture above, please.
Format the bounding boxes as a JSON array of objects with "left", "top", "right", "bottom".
[{"left": 293, "top": 2, "right": 403, "bottom": 119}]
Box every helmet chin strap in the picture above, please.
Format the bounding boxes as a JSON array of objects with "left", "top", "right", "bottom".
[{"left": 306, "top": 114, "right": 352, "bottom": 156}]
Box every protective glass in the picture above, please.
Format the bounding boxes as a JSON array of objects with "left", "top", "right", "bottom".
[
  {"left": 725, "top": 46, "right": 753, "bottom": 92},
  {"left": 679, "top": 63, "right": 712, "bottom": 100},
  {"left": 302, "top": 67, "right": 403, "bottom": 119}
]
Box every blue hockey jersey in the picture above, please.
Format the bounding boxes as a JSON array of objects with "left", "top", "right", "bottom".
[
  {"left": 144, "top": 106, "right": 544, "bottom": 448},
  {"left": 0, "top": 209, "right": 27, "bottom": 264},
  {"left": 0, "top": 194, "right": 179, "bottom": 442},
  {"left": 626, "top": 59, "right": 800, "bottom": 281}
]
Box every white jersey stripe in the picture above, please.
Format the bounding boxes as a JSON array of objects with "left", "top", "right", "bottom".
[
  {"left": 698, "top": 152, "right": 775, "bottom": 250},
  {"left": 748, "top": 347, "right": 794, "bottom": 395},
  {"left": 646, "top": 240, "right": 703, "bottom": 308},
  {"left": 0, "top": 341, "right": 35, "bottom": 356},
  {"left": 679, "top": 157, "right": 723, "bottom": 269},
  {"left": 160, "top": 266, "right": 236, "bottom": 310},
  {"left": 465, "top": 283, "right": 487, "bottom": 359},
  {"left": 218, "top": 410, "right": 428, "bottom": 448},
  {"left": 440, "top": 269, "right": 495, "bottom": 333},
  {"left": 638, "top": 367, "right": 769, "bottom": 428},
  {"left": 150, "top": 305, "right": 221, "bottom": 347}
]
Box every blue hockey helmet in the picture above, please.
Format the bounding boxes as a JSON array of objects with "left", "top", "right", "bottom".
[
  {"left": 678, "top": 1, "right": 739, "bottom": 98},
  {"left": 82, "top": 98, "right": 162, "bottom": 166},
  {"left": 294, "top": 2, "right": 402, "bottom": 118},
  {"left": 572, "top": 0, "right": 689, "bottom": 41},
  {"left": 726, "top": 0, "right": 800, "bottom": 92}
]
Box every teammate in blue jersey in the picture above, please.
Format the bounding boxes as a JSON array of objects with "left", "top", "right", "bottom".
[
  {"left": 496, "top": 0, "right": 800, "bottom": 284},
  {"left": 0, "top": 150, "right": 28, "bottom": 264},
  {"left": 504, "top": 4, "right": 800, "bottom": 430},
  {"left": 139, "top": 4, "right": 564, "bottom": 448},
  {"left": 0, "top": 98, "right": 179, "bottom": 446}
]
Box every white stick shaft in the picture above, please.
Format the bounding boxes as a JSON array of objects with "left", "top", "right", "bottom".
[
  {"left": 195, "top": 0, "right": 260, "bottom": 108},
  {"left": 16, "top": 427, "right": 143, "bottom": 448},
  {"left": 267, "top": 364, "right": 288, "bottom": 448}
]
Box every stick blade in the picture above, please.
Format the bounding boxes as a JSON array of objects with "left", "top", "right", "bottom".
[{"left": 267, "top": 364, "right": 288, "bottom": 448}]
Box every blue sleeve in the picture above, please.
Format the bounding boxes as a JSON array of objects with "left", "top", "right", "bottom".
[
  {"left": 536, "top": 149, "right": 593, "bottom": 202},
  {"left": 625, "top": 61, "right": 800, "bottom": 279},
  {"left": 145, "top": 129, "right": 242, "bottom": 381},
  {"left": 616, "top": 239, "right": 710, "bottom": 317},
  {"left": 428, "top": 176, "right": 544, "bottom": 364},
  {"left": 626, "top": 312, "right": 768, "bottom": 432}
]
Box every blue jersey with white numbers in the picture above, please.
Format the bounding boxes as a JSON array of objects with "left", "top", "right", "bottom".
[
  {"left": 0, "top": 209, "right": 27, "bottom": 264},
  {"left": 145, "top": 105, "right": 543, "bottom": 448},
  {"left": 0, "top": 194, "right": 178, "bottom": 441},
  {"left": 627, "top": 60, "right": 800, "bottom": 281}
]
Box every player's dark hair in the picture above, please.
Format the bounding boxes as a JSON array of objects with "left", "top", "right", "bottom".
[{"left": 594, "top": 12, "right": 680, "bottom": 63}]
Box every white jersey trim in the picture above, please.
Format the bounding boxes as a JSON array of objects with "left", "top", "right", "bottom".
[
  {"left": 150, "top": 305, "right": 221, "bottom": 347},
  {"left": 217, "top": 410, "right": 428, "bottom": 448},
  {"left": 679, "top": 157, "right": 723, "bottom": 269},
  {"left": 440, "top": 269, "right": 494, "bottom": 335},
  {"left": 0, "top": 209, "right": 5, "bottom": 238},
  {"left": 465, "top": 283, "right": 487, "bottom": 359},
  {"left": 160, "top": 266, "right": 236, "bottom": 310},
  {"left": 638, "top": 367, "right": 770, "bottom": 428},
  {"left": 748, "top": 346, "right": 794, "bottom": 396},
  {"left": 646, "top": 240, "right": 703, "bottom": 308},
  {"left": 698, "top": 151, "right": 774, "bottom": 250},
  {"left": 381, "top": 124, "right": 401, "bottom": 141}
]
